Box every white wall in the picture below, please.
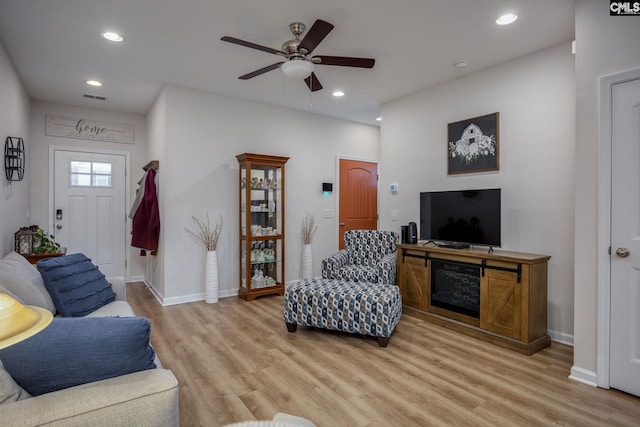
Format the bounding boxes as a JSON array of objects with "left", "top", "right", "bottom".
[
  {"left": 380, "top": 42, "right": 576, "bottom": 341},
  {"left": 27, "top": 102, "right": 148, "bottom": 279},
  {"left": 573, "top": 0, "right": 640, "bottom": 381},
  {"left": 151, "top": 85, "right": 379, "bottom": 303},
  {"left": 145, "top": 88, "right": 167, "bottom": 297},
  {"left": 0, "top": 40, "right": 30, "bottom": 255}
]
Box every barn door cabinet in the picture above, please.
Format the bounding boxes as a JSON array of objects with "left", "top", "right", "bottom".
[
  {"left": 237, "top": 153, "right": 289, "bottom": 301},
  {"left": 397, "top": 244, "right": 551, "bottom": 355}
]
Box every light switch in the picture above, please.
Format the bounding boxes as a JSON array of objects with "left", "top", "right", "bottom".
[
  {"left": 391, "top": 210, "right": 399, "bottom": 221},
  {"left": 323, "top": 209, "right": 334, "bottom": 218}
]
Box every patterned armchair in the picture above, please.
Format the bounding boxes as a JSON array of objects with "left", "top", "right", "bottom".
[{"left": 321, "top": 229, "right": 399, "bottom": 285}]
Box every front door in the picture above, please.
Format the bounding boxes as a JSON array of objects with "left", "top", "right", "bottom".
[
  {"left": 338, "top": 159, "right": 378, "bottom": 249},
  {"left": 610, "top": 76, "right": 640, "bottom": 397},
  {"left": 53, "top": 149, "right": 127, "bottom": 278}
]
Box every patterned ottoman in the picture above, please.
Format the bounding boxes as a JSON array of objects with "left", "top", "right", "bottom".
[{"left": 283, "top": 278, "right": 402, "bottom": 347}]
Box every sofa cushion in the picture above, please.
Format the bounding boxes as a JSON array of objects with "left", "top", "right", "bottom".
[
  {"left": 86, "top": 300, "right": 136, "bottom": 317},
  {"left": 0, "top": 282, "right": 24, "bottom": 304},
  {"left": 37, "top": 253, "right": 115, "bottom": 317},
  {"left": 0, "top": 252, "right": 56, "bottom": 314},
  {"left": 0, "top": 316, "right": 156, "bottom": 396},
  {"left": 0, "top": 360, "right": 30, "bottom": 403}
]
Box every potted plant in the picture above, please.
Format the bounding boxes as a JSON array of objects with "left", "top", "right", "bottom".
[
  {"left": 186, "top": 213, "right": 223, "bottom": 303},
  {"left": 33, "top": 227, "right": 61, "bottom": 254},
  {"left": 301, "top": 213, "right": 318, "bottom": 280}
]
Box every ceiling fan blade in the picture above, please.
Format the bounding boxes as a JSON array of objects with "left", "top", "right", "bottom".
[
  {"left": 221, "top": 36, "right": 284, "bottom": 56},
  {"left": 313, "top": 55, "right": 375, "bottom": 68},
  {"left": 299, "top": 19, "right": 334, "bottom": 54},
  {"left": 304, "top": 72, "right": 323, "bottom": 92},
  {"left": 239, "top": 62, "right": 284, "bottom": 80}
]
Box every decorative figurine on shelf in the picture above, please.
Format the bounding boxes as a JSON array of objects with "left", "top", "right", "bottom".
[
  {"left": 264, "top": 248, "right": 275, "bottom": 262},
  {"left": 252, "top": 269, "right": 265, "bottom": 288},
  {"left": 253, "top": 249, "right": 265, "bottom": 262}
]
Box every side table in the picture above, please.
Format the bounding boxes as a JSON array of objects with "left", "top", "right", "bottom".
[{"left": 22, "top": 247, "right": 67, "bottom": 265}]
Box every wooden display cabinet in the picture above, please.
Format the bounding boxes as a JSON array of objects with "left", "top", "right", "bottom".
[
  {"left": 236, "top": 153, "right": 289, "bottom": 301},
  {"left": 397, "top": 243, "right": 551, "bottom": 355}
]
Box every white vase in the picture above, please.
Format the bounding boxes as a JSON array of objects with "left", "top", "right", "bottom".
[
  {"left": 302, "top": 244, "right": 313, "bottom": 280},
  {"left": 205, "top": 250, "right": 219, "bottom": 303}
]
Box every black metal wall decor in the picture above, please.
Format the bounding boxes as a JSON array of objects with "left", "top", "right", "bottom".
[{"left": 4, "top": 136, "right": 25, "bottom": 181}]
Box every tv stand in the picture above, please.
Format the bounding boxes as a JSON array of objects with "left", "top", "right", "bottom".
[{"left": 397, "top": 244, "right": 551, "bottom": 355}]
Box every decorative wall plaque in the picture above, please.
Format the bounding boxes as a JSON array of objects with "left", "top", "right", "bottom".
[{"left": 45, "top": 114, "right": 134, "bottom": 144}]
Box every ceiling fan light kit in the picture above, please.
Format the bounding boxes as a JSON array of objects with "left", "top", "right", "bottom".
[
  {"left": 281, "top": 60, "right": 313, "bottom": 79},
  {"left": 221, "top": 19, "right": 375, "bottom": 92}
]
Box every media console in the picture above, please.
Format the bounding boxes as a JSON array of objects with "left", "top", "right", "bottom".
[{"left": 397, "top": 243, "right": 551, "bottom": 355}]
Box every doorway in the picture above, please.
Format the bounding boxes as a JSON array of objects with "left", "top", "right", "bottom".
[
  {"left": 338, "top": 158, "right": 378, "bottom": 249},
  {"left": 50, "top": 147, "right": 128, "bottom": 279},
  {"left": 597, "top": 68, "right": 640, "bottom": 396}
]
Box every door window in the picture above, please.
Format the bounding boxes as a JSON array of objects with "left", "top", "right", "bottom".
[{"left": 69, "top": 161, "right": 113, "bottom": 187}]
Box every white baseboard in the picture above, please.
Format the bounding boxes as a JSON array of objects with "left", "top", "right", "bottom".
[
  {"left": 129, "top": 275, "right": 144, "bottom": 282},
  {"left": 139, "top": 279, "right": 165, "bottom": 306},
  {"left": 219, "top": 288, "right": 237, "bottom": 299},
  {"left": 548, "top": 329, "right": 574, "bottom": 346},
  {"left": 140, "top": 279, "right": 238, "bottom": 306},
  {"left": 569, "top": 366, "right": 598, "bottom": 387},
  {"left": 162, "top": 293, "right": 204, "bottom": 306}
]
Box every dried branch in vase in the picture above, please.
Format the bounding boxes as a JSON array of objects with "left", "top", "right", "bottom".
[
  {"left": 185, "top": 213, "right": 223, "bottom": 251},
  {"left": 301, "top": 213, "right": 318, "bottom": 245}
]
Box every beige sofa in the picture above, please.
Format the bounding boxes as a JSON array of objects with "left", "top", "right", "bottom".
[{"left": 0, "top": 251, "right": 179, "bottom": 426}]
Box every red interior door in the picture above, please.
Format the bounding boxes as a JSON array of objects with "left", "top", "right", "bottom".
[{"left": 338, "top": 159, "right": 378, "bottom": 249}]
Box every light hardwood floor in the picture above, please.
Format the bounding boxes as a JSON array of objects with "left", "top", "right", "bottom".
[{"left": 127, "top": 282, "right": 640, "bottom": 427}]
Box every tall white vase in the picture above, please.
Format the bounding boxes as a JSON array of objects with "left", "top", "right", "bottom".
[
  {"left": 302, "top": 244, "right": 313, "bottom": 280},
  {"left": 205, "top": 250, "right": 219, "bottom": 303}
]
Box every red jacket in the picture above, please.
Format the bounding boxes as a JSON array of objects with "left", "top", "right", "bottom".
[{"left": 131, "top": 168, "right": 160, "bottom": 254}]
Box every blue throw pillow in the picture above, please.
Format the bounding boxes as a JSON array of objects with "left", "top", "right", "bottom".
[
  {"left": 0, "top": 317, "right": 156, "bottom": 396},
  {"left": 37, "top": 253, "right": 115, "bottom": 316}
]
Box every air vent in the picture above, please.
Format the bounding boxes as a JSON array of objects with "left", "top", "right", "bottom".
[{"left": 83, "top": 93, "right": 107, "bottom": 101}]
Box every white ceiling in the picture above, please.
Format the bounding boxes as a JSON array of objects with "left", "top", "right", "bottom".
[{"left": 0, "top": 0, "right": 574, "bottom": 126}]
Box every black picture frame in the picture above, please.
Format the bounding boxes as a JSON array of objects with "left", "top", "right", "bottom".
[{"left": 447, "top": 112, "right": 499, "bottom": 175}]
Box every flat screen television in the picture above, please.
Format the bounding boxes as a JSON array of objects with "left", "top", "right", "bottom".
[{"left": 419, "top": 188, "right": 501, "bottom": 248}]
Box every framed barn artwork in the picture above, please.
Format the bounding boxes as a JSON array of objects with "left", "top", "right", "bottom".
[{"left": 447, "top": 112, "right": 499, "bottom": 175}]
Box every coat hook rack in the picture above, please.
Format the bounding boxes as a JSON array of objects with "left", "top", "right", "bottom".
[
  {"left": 4, "top": 136, "right": 25, "bottom": 181},
  {"left": 143, "top": 160, "right": 159, "bottom": 171}
]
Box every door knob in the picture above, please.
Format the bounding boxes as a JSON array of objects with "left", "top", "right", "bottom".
[
  {"left": 340, "top": 223, "right": 345, "bottom": 226},
  {"left": 56, "top": 224, "right": 62, "bottom": 230},
  {"left": 616, "top": 247, "right": 630, "bottom": 258}
]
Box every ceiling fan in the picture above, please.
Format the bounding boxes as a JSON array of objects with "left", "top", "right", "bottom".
[{"left": 221, "top": 19, "right": 375, "bottom": 92}]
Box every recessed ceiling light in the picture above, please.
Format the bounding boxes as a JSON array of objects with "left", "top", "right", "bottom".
[
  {"left": 332, "top": 90, "right": 345, "bottom": 97},
  {"left": 102, "top": 31, "right": 124, "bottom": 42},
  {"left": 455, "top": 60, "right": 469, "bottom": 69},
  {"left": 86, "top": 80, "right": 102, "bottom": 87},
  {"left": 496, "top": 13, "right": 518, "bottom": 25},
  {"left": 376, "top": 117, "right": 382, "bottom": 122}
]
